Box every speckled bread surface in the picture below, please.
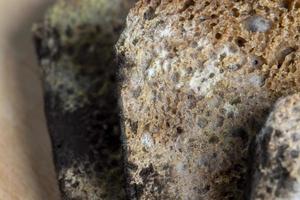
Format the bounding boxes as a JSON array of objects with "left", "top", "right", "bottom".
[
  {"left": 251, "top": 94, "right": 300, "bottom": 200},
  {"left": 116, "top": 0, "right": 300, "bottom": 199}
]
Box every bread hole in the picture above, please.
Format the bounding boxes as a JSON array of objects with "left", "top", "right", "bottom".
[
  {"left": 189, "top": 14, "right": 195, "bottom": 20},
  {"left": 219, "top": 53, "right": 226, "bottom": 61},
  {"left": 287, "top": 15, "right": 294, "bottom": 22},
  {"left": 179, "top": 0, "right": 195, "bottom": 12},
  {"left": 199, "top": 185, "right": 211, "bottom": 194},
  {"left": 166, "top": 121, "right": 170, "bottom": 128},
  {"left": 209, "top": 136, "right": 219, "bottom": 144},
  {"left": 209, "top": 73, "right": 215, "bottom": 78},
  {"left": 144, "top": 7, "right": 155, "bottom": 20},
  {"left": 215, "top": 116, "right": 224, "bottom": 127},
  {"left": 191, "top": 41, "right": 198, "bottom": 48},
  {"left": 176, "top": 127, "right": 184, "bottom": 134},
  {"left": 249, "top": 10, "right": 257, "bottom": 15},
  {"left": 179, "top": 16, "right": 185, "bottom": 21},
  {"left": 172, "top": 108, "right": 177, "bottom": 115},
  {"left": 281, "top": 0, "right": 294, "bottom": 10},
  {"left": 250, "top": 55, "right": 266, "bottom": 69},
  {"left": 276, "top": 46, "right": 298, "bottom": 67},
  {"left": 204, "top": 1, "right": 210, "bottom": 7},
  {"left": 215, "top": 33, "right": 222, "bottom": 40},
  {"left": 295, "top": 1, "right": 300, "bottom": 9},
  {"left": 187, "top": 67, "right": 193, "bottom": 74},
  {"left": 132, "top": 38, "right": 139, "bottom": 46},
  {"left": 235, "top": 36, "right": 247, "bottom": 47},
  {"left": 231, "top": 127, "right": 249, "bottom": 144},
  {"left": 210, "top": 23, "right": 217, "bottom": 27},
  {"left": 263, "top": 6, "right": 270, "bottom": 12},
  {"left": 211, "top": 14, "right": 218, "bottom": 19},
  {"left": 232, "top": 8, "right": 240, "bottom": 17}
]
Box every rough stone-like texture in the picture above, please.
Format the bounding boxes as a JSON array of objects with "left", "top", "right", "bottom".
[
  {"left": 250, "top": 94, "right": 300, "bottom": 200},
  {"left": 33, "top": 0, "right": 135, "bottom": 199},
  {"left": 116, "top": 0, "right": 300, "bottom": 199}
]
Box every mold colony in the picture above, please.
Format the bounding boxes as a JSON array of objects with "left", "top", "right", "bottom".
[{"left": 34, "top": 0, "right": 135, "bottom": 199}]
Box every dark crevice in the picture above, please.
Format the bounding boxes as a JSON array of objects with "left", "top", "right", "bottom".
[
  {"left": 179, "top": 0, "right": 195, "bottom": 12},
  {"left": 34, "top": 1, "right": 135, "bottom": 199},
  {"left": 276, "top": 46, "right": 298, "bottom": 68}
]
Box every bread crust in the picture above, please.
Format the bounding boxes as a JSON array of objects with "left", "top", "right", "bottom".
[{"left": 116, "top": 0, "right": 300, "bottom": 199}]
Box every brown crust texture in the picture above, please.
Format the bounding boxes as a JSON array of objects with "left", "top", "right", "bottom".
[
  {"left": 251, "top": 94, "right": 300, "bottom": 200},
  {"left": 116, "top": 0, "right": 300, "bottom": 199}
]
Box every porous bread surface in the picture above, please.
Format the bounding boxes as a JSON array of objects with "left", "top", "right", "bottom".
[
  {"left": 116, "top": 0, "right": 300, "bottom": 199},
  {"left": 251, "top": 94, "right": 300, "bottom": 200}
]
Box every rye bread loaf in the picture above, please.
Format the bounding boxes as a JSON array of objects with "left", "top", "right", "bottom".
[{"left": 116, "top": 0, "right": 300, "bottom": 199}]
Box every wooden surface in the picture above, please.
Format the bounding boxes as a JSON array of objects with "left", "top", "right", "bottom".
[{"left": 0, "top": 31, "right": 60, "bottom": 199}]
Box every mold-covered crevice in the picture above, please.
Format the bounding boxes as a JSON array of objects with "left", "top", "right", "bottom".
[{"left": 33, "top": 0, "right": 136, "bottom": 199}]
